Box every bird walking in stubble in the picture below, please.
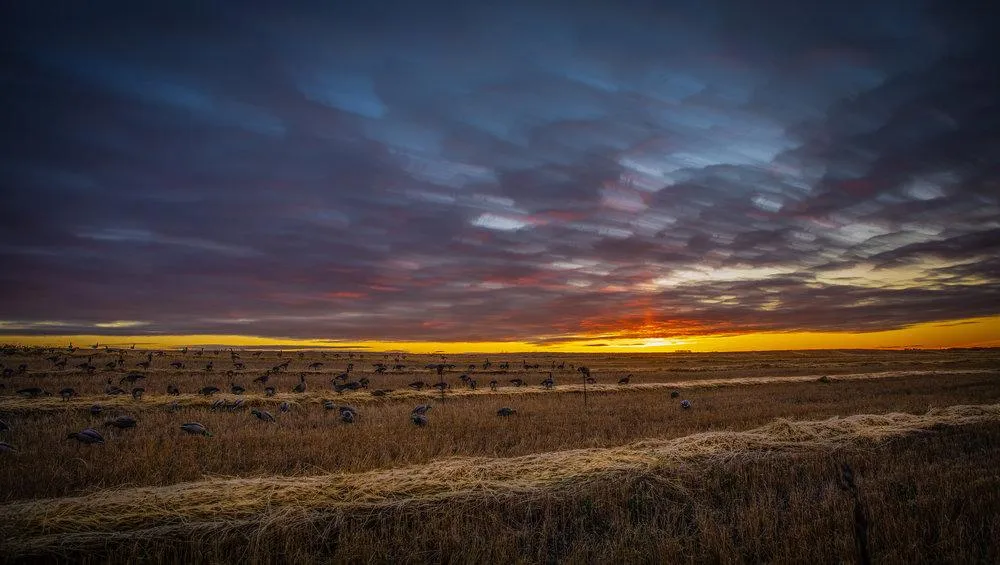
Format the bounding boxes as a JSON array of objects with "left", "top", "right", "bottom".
[{"left": 251, "top": 408, "right": 275, "bottom": 422}]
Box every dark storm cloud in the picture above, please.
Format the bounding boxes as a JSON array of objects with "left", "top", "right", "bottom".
[{"left": 1, "top": 0, "right": 998, "bottom": 342}]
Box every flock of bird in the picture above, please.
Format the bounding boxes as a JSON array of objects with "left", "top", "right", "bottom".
[{"left": 0, "top": 346, "right": 694, "bottom": 453}]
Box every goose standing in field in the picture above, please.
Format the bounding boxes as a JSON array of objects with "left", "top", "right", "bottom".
[
  {"left": 59, "top": 387, "right": 77, "bottom": 401},
  {"left": 410, "top": 413, "right": 428, "bottom": 426},
  {"left": 89, "top": 404, "right": 103, "bottom": 416},
  {"left": 279, "top": 401, "right": 290, "bottom": 413},
  {"left": 292, "top": 374, "right": 306, "bottom": 394},
  {"left": 251, "top": 408, "right": 275, "bottom": 422},
  {"left": 167, "top": 384, "right": 180, "bottom": 396},
  {"left": 541, "top": 373, "right": 555, "bottom": 389},
  {"left": 323, "top": 399, "right": 337, "bottom": 410},
  {"left": 131, "top": 387, "right": 145, "bottom": 401},
  {"left": 106, "top": 415, "right": 137, "bottom": 429},
  {"left": 680, "top": 400, "right": 691, "bottom": 409},
  {"left": 670, "top": 390, "right": 680, "bottom": 398},
  {"left": 230, "top": 383, "right": 245, "bottom": 395},
  {"left": 489, "top": 379, "right": 498, "bottom": 391},
  {"left": 264, "top": 386, "right": 276, "bottom": 397},
  {"left": 411, "top": 404, "right": 432, "bottom": 416},
  {"left": 180, "top": 422, "right": 212, "bottom": 436},
  {"left": 618, "top": 374, "right": 632, "bottom": 385},
  {"left": 68, "top": 428, "right": 105, "bottom": 444},
  {"left": 199, "top": 386, "right": 220, "bottom": 396},
  {"left": 497, "top": 407, "right": 517, "bottom": 417}
]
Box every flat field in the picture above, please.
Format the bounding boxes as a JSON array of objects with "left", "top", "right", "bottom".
[{"left": 0, "top": 347, "right": 998, "bottom": 563}]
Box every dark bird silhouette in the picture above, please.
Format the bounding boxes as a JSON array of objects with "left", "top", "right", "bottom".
[
  {"left": 167, "top": 384, "right": 180, "bottom": 396},
  {"left": 120, "top": 372, "right": 146, "bottom": 385},
  {"left": 670, "top": 390, "right": 680, "bottom": 398},
  {"left": 497, "top": 407, "right": 517, "bottom": 417},
  {"left": 292, "top": 374, "right": 306, "bottom": 394},
  {"left": 541, "top": 373, "right": 555, "bottom": 389},
  {"left": 253, "top": 373, "right": 270, "bottom": 385},
  {"left": 370, "top": 389, "right": 391, "bottom": 397},
  {"left": 308, "top": 362, "right": 323, "bottom": 369},
  {"left": 17, "top": 387, "right": 49, "bottom": 398},
  {"left": 618, "top": 375, "right": 631, "bottom": 385},
  {"left": 489, "top": 379, "right": 498, "bottom": 391},
  {"left": 104, "top": 379, "right": 126, "bottom": 396},
  {"left": 279, "top": 401, "right": 290, "bottom": 413},
  {"left": 170, "top": 361, "right": 184, "bottom": 369},
  {"left": 89, "top": 404, "right": 103, "bottom": 416},
  {"left": 339, "top": 406, "right": 358, "bottom": 423},
  {"left": 199, "top": 386, "right": 220, "bottom": 396},
  {"left": 251, "top": 408, "right": 275, "bottom": 422},
  {"left": 106, "top": 416, "right": 137, "bottom": 429},
  {"left": 680, "top": 400, "right": 691, "bottom": 409},
  {"left": 323, "top": 399, "right": 337, "bottom": 410},
  {"left": 59, "top": 387, "right": 77, "bottom": 401},
  {"left": 180, "top": 422, "right": 212, "bottom": 436},
  {"left": 411, "top": 413, "right": 428, "bottom": 426},
  {"left": 264, "top": 386, "right": 276, "bottom": 397},
  {"left": 0, "top": 441, "right": 15, "bottom": 453},
  {"left": 68, "top": 428, "right": 105, "bottom": 444},
  {"left": 411, "top": 404, "right": 433, "bottom": 416},
  {"left": 432, "top": 381, "right": 449, "bottom": 392},
  {"left": 334, "top": 381, "right": 363, "bottom": 393},
  {"left": 408, "top": 381, "right": 426, "bottom": 390},
  {"left": 230, "top": 383, "right": 245, "bottom": 395},
  {"left": 131, "top": 387, "right": 145, "bottom": 400},
  {"left": 508, "top": 379, "right": 524, "bottom": 387}
]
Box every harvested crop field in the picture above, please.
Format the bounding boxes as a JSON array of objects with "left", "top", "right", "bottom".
[{"left": 1, "top": 347, "right": 999, "bottom": 563}]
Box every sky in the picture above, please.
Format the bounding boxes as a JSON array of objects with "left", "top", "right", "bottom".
[{"left": 1, "top": 0, "right": 999, "bottom": 352}]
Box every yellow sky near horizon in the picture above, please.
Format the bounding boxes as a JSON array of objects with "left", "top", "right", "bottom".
[{"left": 3, "top": 315, "right": 999, "bottom": 353}]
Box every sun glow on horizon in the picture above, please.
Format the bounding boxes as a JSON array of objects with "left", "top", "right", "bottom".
[{"left": 2, "top": 315, "right": 998, "bottom": 354}]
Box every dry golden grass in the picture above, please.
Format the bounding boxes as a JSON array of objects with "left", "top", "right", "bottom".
[
  {"left": 1, "top": 347, "right": 998, "bottom": 563},
  {"left": 2, "top": 404, "right": 998, "bottom": 562}
]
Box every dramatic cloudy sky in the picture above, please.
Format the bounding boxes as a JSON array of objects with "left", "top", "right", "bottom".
[{"left": 1, "top": 0, "right": 998, "bottom": 346}]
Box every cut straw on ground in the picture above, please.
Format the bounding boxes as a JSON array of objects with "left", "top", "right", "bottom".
[
  {"left": 0, "top": 368, "right": 994, "bottom": 413},
  {"left": 2, "top": 402, "right": 998, "bottom": 557}
]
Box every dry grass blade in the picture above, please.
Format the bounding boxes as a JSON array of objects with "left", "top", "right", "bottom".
[{"left": 2, "top": 403, "right": 997, "bottom": 557}]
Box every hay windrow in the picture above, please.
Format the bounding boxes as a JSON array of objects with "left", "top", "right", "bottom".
[
  {"left": 2, "top": 403, "right": 998, "bottom": 556},
  {"left": 1, "top": 368, "right": 993, "bottom": 413}
]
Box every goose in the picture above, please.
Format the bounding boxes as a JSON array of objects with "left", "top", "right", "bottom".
[
  {"left": 17, "top": 387, "right": 50, "bottom": 398},
  {"left": 279, "top": 401, "right": 290, "bottom": 413},
  {"left": 0, "top": 441, "right": 15, "bottom": 453},
  {"left": 131, "top": 387, "right": 145, "bottom": 400},
  {"left": 670, "top": 390, "right": 680, "bottom": 398},
  {"left": 106, "top": 416, "right": 137, "bottom": 429},
  {"left": 292, "top": 374, "right": 306, "bottom": 394},
  {"left": 411, "top": 404, "right": 432, "bottom": 416},
  {"left": 618, "top": 375, "right": 631, "bottom": 385},
  {"left": 497, "top": 407, "right": 517, "bottom": 417},
  {"left": 230, "top": 383, "right": 245, "bottom": 395},
  {"left": 180, "top": 422, "right": 212, "bottom": 436},
  {"left": 680, "top": 400, "right": 691, "bottom": 409},
  {"left": 410, "top": 413, "right": 428, "bottom": 426},
  {"left": 339, "top": 406, "right": 358, "bottom": 423},
  {"left": 120, "top": 372, "right": 145, "bottom": 385},
  {"left": 167, "top": 384, "right": 180, "bottom": 396},
  {"left": 68, "top": 428, "right": 105, "bottom": 444},
  {"left": 89, "top": 404, "right": 103, "bottom": 416},
  {"left": 264, "top": 386, "right": 276, "bottom": 397},
  {"left": 59, "top": 387, "right": 77, "bottom": 400},
  {"left": 251, "top": 408, "right": 275, "bottom": 422},
  {"left": 199, "top": 386, "right": 220, "bottom": 396},
  {"left": 408, "top": 381, "right": 426, "bottom": 390},
  {"left": 104, "top": 379, "right": 126, "bottom": 396},
  {"left": 0, "top": 418, "right": 10, "bottom": 432}
]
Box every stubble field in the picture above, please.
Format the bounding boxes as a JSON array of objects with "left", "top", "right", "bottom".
[{"left": 0, "top": 346, "right": 998, "bottom": 563}]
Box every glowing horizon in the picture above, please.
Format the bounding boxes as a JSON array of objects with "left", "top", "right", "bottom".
[{"left": 5, "top": 315, "right": 999, "bottom": 354}]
